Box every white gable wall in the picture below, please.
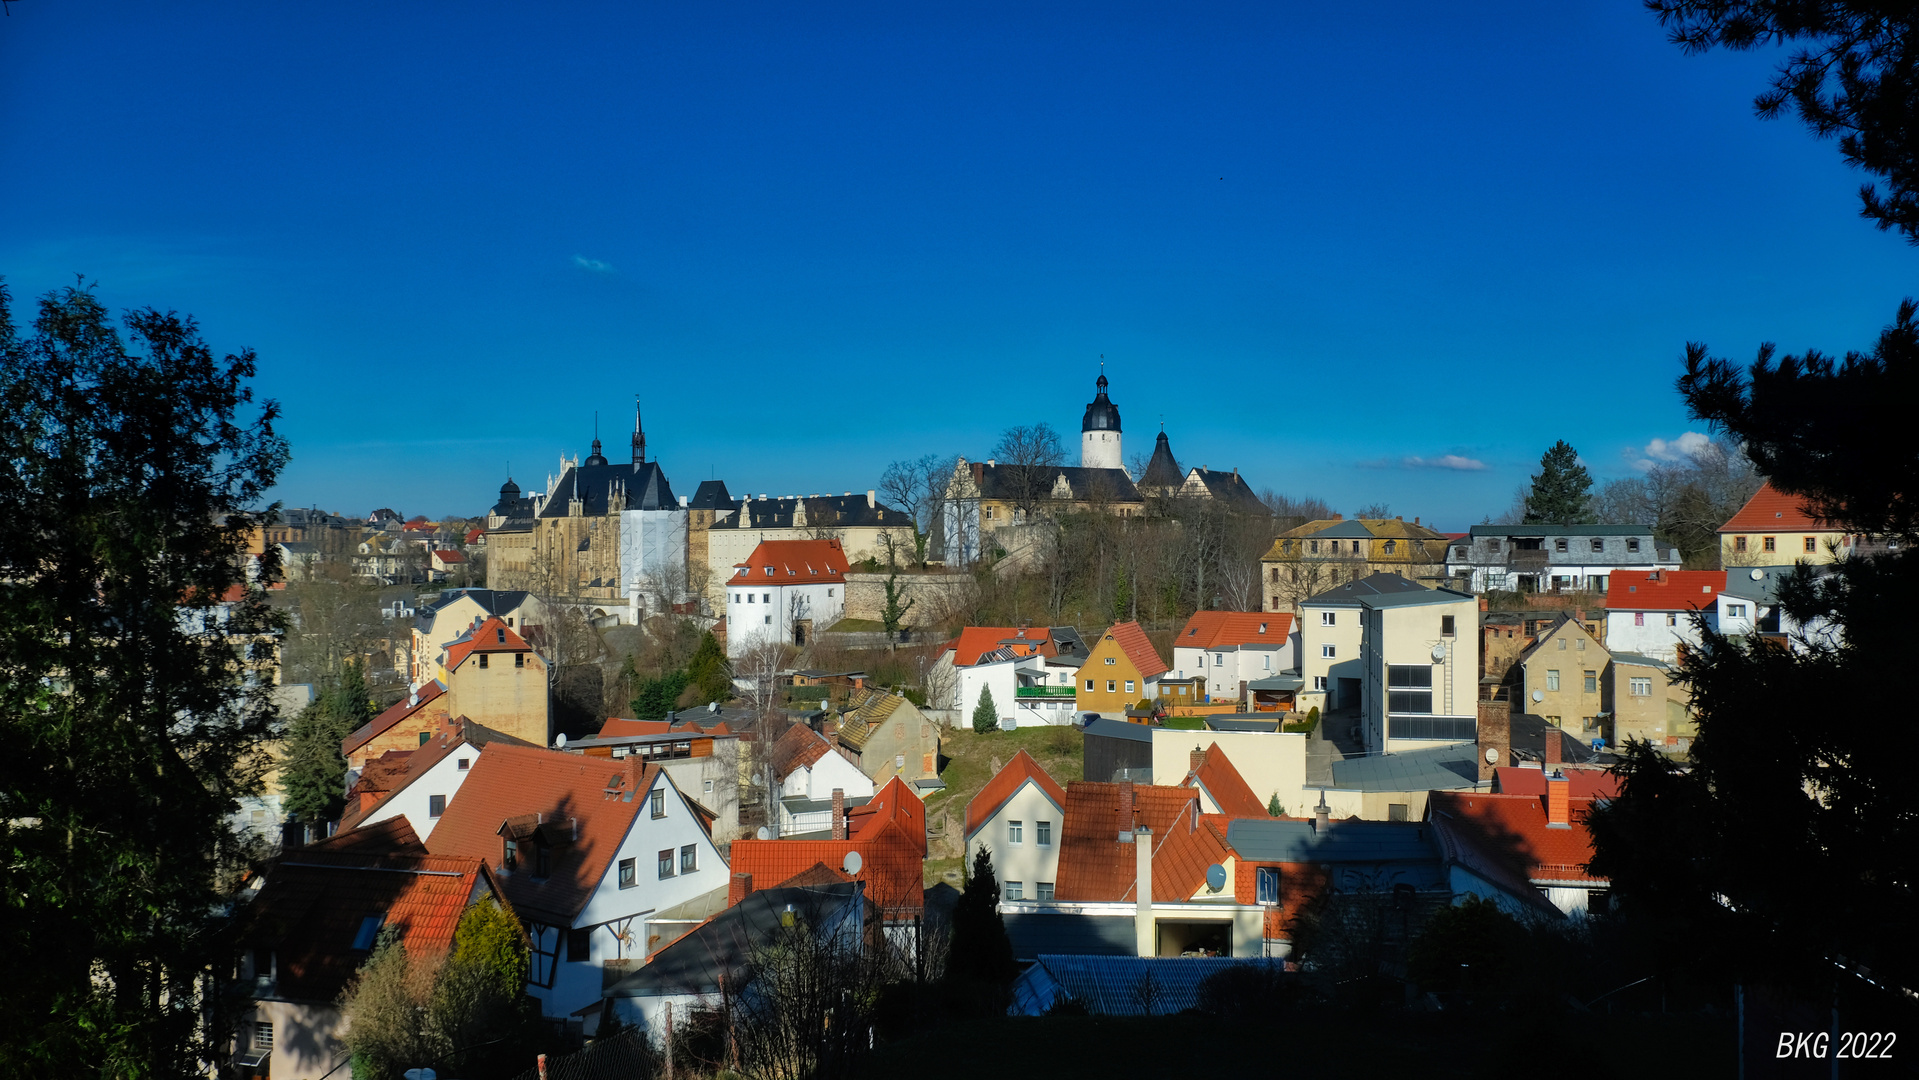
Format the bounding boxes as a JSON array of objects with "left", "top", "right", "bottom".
[{"left": 358, "top": 744, "right": 486, "bottom": 842}]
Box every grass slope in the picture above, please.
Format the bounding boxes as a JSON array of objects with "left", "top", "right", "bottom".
[{"left": 921, "top": 723, "right": 1084, "bottom": 886}]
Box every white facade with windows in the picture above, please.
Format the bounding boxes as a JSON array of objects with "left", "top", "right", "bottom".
[
  {"left": 1296, "top": 601, "right": 1365, "bottom": 714},
  {"left": 725, "top": 576, "right": 844, "bottom": 658},
  {"left": 965, "top": 779, "right": 1062, "bottom": 902},
  {"left": 959, "top": 652, "right": 1079, "bottom": 728},
  {"left": 1446, "top": 525, "right": 1678, "bottom": 594},
  {"left": 1172, "top": 638, "right": 1293, "bottom": 703},
  {"left": 358, "top": 743, "right": 485, "bottom": 843},
  {"left": 1356, "top": 586, "right": 1479, "bottom": 755}
]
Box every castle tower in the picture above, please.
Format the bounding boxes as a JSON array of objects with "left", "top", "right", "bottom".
[{"left": 1080, "top": 367, "right": 1122, "bottom": 470}]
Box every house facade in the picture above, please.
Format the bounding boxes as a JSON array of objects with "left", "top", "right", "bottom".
[
  {"left": 1357, "top": 582, "right": 1480, "bottom": 755},
  {"left": 702, "top": 491, "right": 905, "bottom": 610},
  {"left": 965, "top": 750, "right": 1068, "bottom": 902},
  {"left": 724, "top": 538, "right": 851, "bottom": 657},
  {"left": 1718, "top": 480, "right": 1862, "bottom": 566},
  {"left": 410, "top": 588, "right": 538, "bottom": 684},
  {"left": 1295, "top": 574, "right": 1433, "bottom": 716},
  {"left": 1075, "top": 621, "right": 1169, "bottom": 717},
  {"left": 1445, "top": 524, "right": 1678, "bottom": 594},
  {"left": 1170, "top": 611, "right": 1295, "bottom": 704},
  {"left": 1261, "top": 517, "right": 1451, "bottom": 614},
  {"left": 1603, "top": 570, "right": 1726, "bottom": 664},
  {"left": 1603, "top": 652, "right": 1693, "bottom": 748},
  {"left": 1517, "top": 617, "right": 1608, "bottom": 738},
  {"left": 834, "top": 689, "right": 943, "bottom": 792}
]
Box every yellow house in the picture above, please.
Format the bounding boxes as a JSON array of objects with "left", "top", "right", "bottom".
[
  {"left": 1718, "top": 481, "right": 1861, "bottom": 566},
  {"left": 1076, "top": 621, "right": 1169, "bottom": 719},
  {"left": 1261, "top": 516, "right": 1451, "bottom": 613},
  {"left": 440, "top": 617, "right": 550, "bottom": 749},
  {"left": 1604, "top": 652, "right": 1694, "bottom": 748},
  {"left": 1518, "top": 616, "right": 1607, "bottom": 739}
]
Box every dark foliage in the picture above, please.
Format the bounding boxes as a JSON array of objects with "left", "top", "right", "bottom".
[
  {"left": 629, "top": 670, "right": 689, "bottom": 721},
  {"left": 281, "top": 659, "right": 377, "bottom": 823},
  {"left": 1404, "top": 896, "right": 1523, "bottom": 1005},
  {"left": 1522, "top": 440, "right": 1593, "bottom": 525},
  {"left": 945, "top": 846, "right": 1017, "bottom": 1005}
]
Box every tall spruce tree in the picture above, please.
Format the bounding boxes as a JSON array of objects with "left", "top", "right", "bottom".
[
  {"left": 0, "top": 281, "right": 288, "bottom": 1075},
  {"left": 947, "top": 845, "right": 1017, "bottom": 988},
  {"left": 1521, "top": 440, "right": 1593, "bottom": 525},
  {"left": 972, "top": 685, "right": 999, "bottom": 733},
  {"left": 281, "top": 659, "right": 376, "bottom": 825}
]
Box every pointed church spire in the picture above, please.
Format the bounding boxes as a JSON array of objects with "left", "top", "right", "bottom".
[{"left": 632, "top": 396, "right": 647, "bottom": 464}]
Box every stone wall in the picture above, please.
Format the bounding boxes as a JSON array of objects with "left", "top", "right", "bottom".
[{"left": 843, "top": 570, "right": 977, "bottom": 626}]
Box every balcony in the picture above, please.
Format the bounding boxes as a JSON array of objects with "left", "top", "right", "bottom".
[{"left": 1015, "top": 685, "right": 1076, "bottom": 699}]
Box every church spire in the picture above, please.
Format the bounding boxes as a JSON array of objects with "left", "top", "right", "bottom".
[{"left": 632, "top": 396, "right": 647, "bottom": 464}]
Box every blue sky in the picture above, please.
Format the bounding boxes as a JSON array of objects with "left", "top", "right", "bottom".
[{"left": 2, "top": 2, "right": 1909, "bottom": 527}]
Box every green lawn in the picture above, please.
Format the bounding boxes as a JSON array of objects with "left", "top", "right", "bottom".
[{"left": 922, "top": 723, "right": 1083, "bottom": 884}]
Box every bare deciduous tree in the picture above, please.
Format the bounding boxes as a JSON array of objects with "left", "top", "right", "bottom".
[{"left": 990, "top": 422, "right": 1066, "bottom": 523}]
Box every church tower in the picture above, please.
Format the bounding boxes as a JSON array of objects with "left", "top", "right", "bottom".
[{"left": 1080, "top": 366, "right": 1122, "bottom": 470}]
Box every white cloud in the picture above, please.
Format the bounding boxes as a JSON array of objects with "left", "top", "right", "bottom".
[
  {"left": 1630, "top": 431, "right": 1714, "bottom": 471},
  {"left": 1404, "top": 454, "right": 1487, "bottom": 471},
  {"left": 572, "top": 255, "right": 616, "bottom": 274}
]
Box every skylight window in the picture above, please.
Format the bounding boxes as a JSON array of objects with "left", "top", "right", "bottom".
[{"left": 352, "top": 914, "right": 385, "bottom": 950}]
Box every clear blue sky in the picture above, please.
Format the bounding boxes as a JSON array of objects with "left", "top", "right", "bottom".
[{"left": 2, "top": 2, "right": 1909, "bottom": 527}]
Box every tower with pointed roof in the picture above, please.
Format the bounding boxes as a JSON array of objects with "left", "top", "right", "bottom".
[{"left": 1080, "top": 367, "right": 1122, "bottom": 470}]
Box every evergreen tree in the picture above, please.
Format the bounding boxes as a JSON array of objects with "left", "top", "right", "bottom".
[
  {"left": 1266, "top": 792, "right": 1284, "bottom": 817},
  {"left": 684, "top": 631, "right": 731, "bottom": 704},
  {"left": 1522, "top": 440, "right": 1594, "bottom": 525},
  {"left": 972, "top": 685, "right": 999, "bottom": 733},
  {"left": 630, "top": 670, "right": 690, "bottom": 721},
  {"left": 0, "top": 281, "right": 288, "bottom": 1075},
  {"left": 281, "top": 660, "right": 376, "bottom": 825},
  {"left": 946, "top": 845, "right": 1017, "bottom": 988}
]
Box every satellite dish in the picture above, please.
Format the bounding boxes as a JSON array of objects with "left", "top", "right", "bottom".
[
  {"left": 1205, "top": 864, "right": 1227, "bottom": 892},
  {"left": 1485, "top": 747, "right": 1499, "bottom": 764},
  {"left": 1750, "top": 568, "right": 1765, "bottom": 581},
  {"left": 554, "top": 733, "right": 568, "bottom": 749},
  {"left": 1430, "top": 643, "right": 1447, "bottom": 662},
  {"left": 1531, "top": 689, "right": 1545, "bottom": 703},
  {"left": 756, "top": 826, "right": 775, "bottom": 841},
  {"left": 842, "top": 851, "right": 863, "bottom": 875}
]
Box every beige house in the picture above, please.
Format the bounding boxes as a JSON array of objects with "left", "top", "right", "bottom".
[
  {"left": 834, "top": 688, "right": 943, "bottom": 792},
  {"left": 1718, "top": 480, "right": 1863, "bottom": 566},
  {"left": 1517, "top": 616, "right": 1608, "bottom": 739},
  {"left": 964, "top": 750, "right": 1067, "bottom": 902},
  {"left": 1261, "top": 516, "right": 1451, "bottom": 614},
  {"left": 1295, "top": 573, "right": 1433, "bottom": 715},
  {"left": 409, "top": 588, "right": 540, "bottom": 685},
  {"left": 1357, "top": 581, "right": 1479, "bottom": 755},
  {"left": 1604, "top": 652, "right": 1694, "bottom": 748},
  {"left": 342, "top": 617, "right": 550, "bottom": 771}
]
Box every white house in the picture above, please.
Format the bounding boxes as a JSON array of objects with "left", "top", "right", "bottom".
[
  {"left": 1295, "top": 574, "right": 1431, "bottom": 716},
  {"left": 1445, "top": 524, "right": 1680, "bottom": 594},
  {"left": 423, "top": 744, "right": 731, "bottom": 1028},
  {"left": 959, "top": 650, "right": 1079, "bottom": 728},
  {"left": 1357, "top": 581, "right": 1480, "bottom": 755},
  {"left": 1170, "top": 611, "right": 1295, "bottom": 704},
  {"left": 345, "top": 719, "right": 536, "bottom": 841},
  {"left": 1603, "top": 570, "right": 1726, "bottom": 665},
  {"left": 964, "top": 750, "right": 1068, "bottom": 903},
  {"left": 770, "top": 723, "right": 875, "bottom": 836},
  {"left": 724, "top": 538, "right": 850, "bottom": 658}
]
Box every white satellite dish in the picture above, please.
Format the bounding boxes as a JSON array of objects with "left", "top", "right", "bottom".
[
  {"left": 842, "top": 851, "right": 863, "bottom": 875},
  {"left": 1205, "top": 864, "right": 1227, "bottom": 892},
  {"left": 1750, "top": 568, "right": 1765, "bottom": 581},
  {"left": 1531, "top": 689, "right": 1545, "bottom": 703},
  {"left": 756, "top": 826, "right": 775, "bottom": 841},
  {"left": 554, "top": 732, "right": 568, "bottom": 749},
  {"left": 1430, "top": 643, "right": 1447, "bottom": 662},
  {"left": 1485, "top": 747, "right": 1499, "bottom": 764}
]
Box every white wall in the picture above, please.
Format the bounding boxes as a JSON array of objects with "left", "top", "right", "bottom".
[
  {"left": 1360, "top": 596, "right": 1479, "bottom": 755},
  {"left": 1147, "top": 729, "right": 1305, "bottom": 817},
  {"left": 724, "top": 579, "right": 845, "bottom": 658},
  {"left": 1604, "top": 609, "right": 1710, "bottom": 664},
  {"left": 966, "top": 779, "right": 1064, "bottom": 900},
  {"left": 1172, "top": 642, "right": 1292, "bottom": 703},
  {"left": 360, "top": 744, "right": 484, "bottom": 842},
  {"left": 780, "top": 749, "right": 874, "bottom": 802},
  {"left": 620, "top": 508, "right": 689, "bottom": 624},
  {"left": 957, "top": 654, "right": 1075, "bottom": 728}
]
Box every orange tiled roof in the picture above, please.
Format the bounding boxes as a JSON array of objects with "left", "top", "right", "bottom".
[
  {"left": 599, "top": 718, "right": 672, "bottom": 738},
  {"left": 308, "top": 815, "right": 425, "bottom": 854},
  {"left": 244, "top": 850, "right": 494, "bottom": 1002},
  {"left": 342, "top": 681, "right": 448, "bottom": 756},
  {"left": 1149, "top": 808, "right": 1235, "bottom": 902},
  {"left": 731, "top": 538, "right": 850, "bottom": 586},
  {"left": 1054, "top": 781, "right": 1198, "bottom": 901},
  {"left": 1428, "top": 790, "right": 1604, "bottom": 884},
  {"left": 772, "top": 723, "right": 835, "bottom": 781},
  {"left": 1182, "top": 745, "right": 1269, "bottom": 819},
  {"left": 1493, "top": 766, "right": 1621, "bottom": 800},
  {"left": 1604, "top": 570, "right": 1726, "bottom": 612},
  {"left": 1099, "top": 620, "right": 1169, "bottom": 681},
  {"left": 1718, "top": 481, "right": 1836, "bottom": 533},
  {"left": 945, "top": 626, "right": 1056, "bottom": 667},
  {"left": 729, "top": 779, "right": 925, "bottom": 913},
  {"left": 444, "top": 616, "right": 535, "bottom": 672},
  {"left": 338, "top": 716, "right": 538, "bottom": 832},
  {"left": 1176, "top": 611, "right": 1293, "bottom": 651},
  {"left": 424, "top": 744, "right": 661, "bottom": 926},
  {"left": 964, "top": 749, "right": 1066, "bottom": 840}
]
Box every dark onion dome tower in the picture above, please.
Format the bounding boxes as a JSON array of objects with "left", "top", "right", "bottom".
[
  {"left": 498, "top": 476, "right": 522, "bottom": 503},
  {"left": 1080, "top": 367, "right": 1122, "bottom": 469},
  {"left": 1138, "top": 426, "right": 1184, "bottom": 490}
]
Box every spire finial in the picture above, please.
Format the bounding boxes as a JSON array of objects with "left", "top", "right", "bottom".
[{"left": 632, "top": 394, "right": 647, "bottom": 464}]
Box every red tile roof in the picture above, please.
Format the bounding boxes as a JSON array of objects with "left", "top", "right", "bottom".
[
  {"left": 1098, "top": 620, "right": 1169, "bottom": 681},
  {"left": 433, "top": 549, "right": 467, "bottom": 563},
  {"left": 731, "top": 538, "right": 850, "bottom": 586},
  {"left": 243, "top": 850, "right": 495, "bottom": 1002},
  {"left": 423, "top": 744, "right": 662, "bottom": 926},
  {"left": 466, "top": 528, "right": 486, "bottom": 543},
  {"left": 342, "top": 681, "right": 448, "bottom": 756},
  {"left": 444, "top": 616, "right": 535, "bottom": 672},
  {"left": 772, "top": 723, "right": 835, "bottom": 781},
  {"left": 1719, "top": 481, "right": 1835, "bottom": 533},
  {"left": 1150, "top": 808, "right": 1236, "bottom": 902},
  {"left": 1604, "top": 570, "right": 1726, "bottom": 612},
  {"left": 965, "top": 749, "right": 1067, "bottom": 840},
  {"left": 1427, "top": 790, "right": 1605, "bottom": 885},
  {"left": 600, "top": 718, "right": 672, "bottom": 738},
  {"left": 308, "top": 815, "right": 425, "bottom": 854},
  {"left": 1493, "top": 766, "right": 1621, "bottom": 800},
  {"left": 1054, "top": 782, "right": 1198, "bottom": 901},
  {"left": 1175, "top": 611, "right": 1294, "bottom": 651},
  {"left": 1182, "top": 745, "right": 1269, "bottom": 819},
  {"left": 729, "top": 779, "right": 926, "bottom": 913},
  {"left": 944, "top": 626, "right": 1057, "bottom": 667},
  {"left": 338, "top": 717, "right": 538, "bottom": 832}
]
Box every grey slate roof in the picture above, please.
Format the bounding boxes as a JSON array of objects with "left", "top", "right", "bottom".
[
  {"left": 540, "top": 460, "right": 676, "bottom": 516},
  {"left": 710, "top": 493, "right": 901, "bottom": 530},
  {"left": 1467, "top": 524, "right": 1655, "bottom": 537},
  {"left": 1081, "top": 717, "right": 1152, "bottom": 743},
  {"left": 1081, "top": 372, "right": 1120, "bottom": 433},
  {"left": 1301, "top": 572, "right": 1432, "bottom": 608},
  {"left": 687, "top": 479, "right": 734, "bottom": 510},
  {"left": 1359, "top": 584, "right": 1474, "bottom": 609},
  {"left": 1312, "top": 520, "right": 1377, "bottom": 539},
  {"left": 1224, "top": 818, "right": 1440, "bottom": 863},
  {"left": 1247, "top": 675, "right": 1304, "bottom": 691},
  {"left": 1138, "top": 431, "right": 1184, "bottom": 489},
  {"left": 1328, "top": 744, "right": 1478, "bottom": 792},
  {"left": 419, "top": 588, "right": 532, "bottom": 621},
  {"left": 1608, "top": 651, "right": 1671, "bottom": 670},
  {"left": 972, "top": 463, "right": 1141, "bottom": 503}
]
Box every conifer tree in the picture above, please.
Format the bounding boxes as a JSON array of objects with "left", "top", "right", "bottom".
[
  {"left": 1522, "top": 440, "right": 1594, "bottom": 525},
  {"left": 947, "top": 845, "right": 1017, "bottom": 988},
  {"left": 972, "top": 685, "right": 999, "bottom": 733}
]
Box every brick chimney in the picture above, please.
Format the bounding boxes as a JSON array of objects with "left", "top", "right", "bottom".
[
  {"left": 1190, "top": 746, "right": 1207, "bottom": 775},
  {"left": 1545, "top": 770, "right": 1571, "bottom": 828},
  {"left": 831, "top": 788, "right": 847, "bottom": 841},
  {"left": 728, "top": 872, "right": 754, "bottom": 906},
  {"left": 1478, "top": 596, "right": 1489, "bottom": 613},
  {"left": 1118, "top": 782, "right": 1135, "bottom": 834},
  {"left": 1543, "top": 725, "right": 1562, "bottom": 769},
  {"left": 1477, "top": 698, "right": 1511, "bottom": 783}
]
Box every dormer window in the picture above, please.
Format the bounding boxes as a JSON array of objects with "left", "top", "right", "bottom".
[
  {"left": 1258, "top": 623, "right": 1267, "bottom": 633},
  {"left": 503, "top": 838, "right": 518, "bottom": 870},
  {"left": 764, "top": 567, "right": 774, "bottom": 576},
  {"left": 352, "top": 914, "right": 385, "bottom": 950}
]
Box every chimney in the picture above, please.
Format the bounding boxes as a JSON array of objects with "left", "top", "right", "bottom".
[
  {"left": 1190, "top": 746, "right": 1206, "bottom": 775},
  {"left": 1546, "top": 770, "right": 1571, "bottom": 828},
  {"left": 831, "top": 788, "right": 847, "bottom": 840},
  {"left": 728, "top": 872, "right": 754, "bottom": 906},
  {"left": 1414, "top": 516, "right": 1420, "bottom": 526},
  {"left": 1477, "top": 698, "right": 1511, "bottom": 783},
  {"left": 624, "top": 754, "right": 644, "bottom": 792},
  {"left": 867, "top": 490, "right": 876, "bottom": 508},
  {"left": 1313, "top": 791, "right": 1331, "bottom": 829},
  {"left": 1133, "top": 824, "right": 1154, "bottom": 957},
  {"left": 1544, "top": 724, "right": 1562, "bottom": 769},
  {"left": 1118, "top": 782, "right": 1135, "bottom": 832},
  {"left": 1478, "top": 596, "right": 1489, "bottom": 612}
]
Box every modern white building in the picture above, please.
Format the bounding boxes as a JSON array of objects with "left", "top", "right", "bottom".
[
  {"left": 1603, "top": 570, "right": 1726, "bottom": 664},
  {"left": 1356, "top": 582, "right": 1480, "bottom": 755},
  {"left": 724, "top": 538, "right": 850, "bottom": 657},
  {"left": 1445, "top": 524, "right": 1679, "bottom": 594},
  {"left": 1295, "top": 574, "right": 1431, "bottom": 716}
]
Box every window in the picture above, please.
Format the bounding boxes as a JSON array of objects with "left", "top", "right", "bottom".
[
  {"left": 1106, "top": 680, "right": 1116, "bottom": 692},
  {"left": 1037, "top": 820, "right": 1052, "bottom": 846},
  {"left": 478, "top": 654, "right": 489, "bottom": 668},
  {"left": 1351, "top": 540, "right": 1361, "bottom": 553},
  {"left": 253, "top": 1021, "right": 274, "bottom": 1053},
  {"left": 419, "top": 731, "right": 431, "bottom": 745},
  {"left": 1591, "top": 538, "right": 1604, "bottom": 552},
  {"left": 618, "top": 857, "right": 636, "bottom": 888},
  {"left": 535, "top": 844, "right": 551, "bottom": 878},
  {"left": 1008, "top": 820, "right": 1023, "bottom": 844},
  {"left": 1667, "top": 613, "right": 1678, "bottom": 627},
  {"left": 1085, "top": 679, "right": 1094, "bottom": 691},
  {"left": 1124, "top": 680, "right": 1135, "bottom": 694},
  {"left": 658, "top": 849, "right": 675, "bottom": 878},
  {"left": 567, "top": 928, "right": 592, "bottom": 962},
  {"left": 1557, "top": 637, "right": 1567, "bottom": 651},
  {"left": 1441, "top": 615, "right": 1455, "bottom": 636},
  {"left": 1735, "top": 536, "right": 1748, "bottom": 552},
  {"left": 1321, "top": 611, "right": 1335, "bottom": 626},
  {"left": 1576, "top": 638, "right": 1586, "bottom": 651},
  {"left": 352, "top": 914, "right": 384, "bottom": 950},
  {"left": 1387, "top": 665, "right": 1432, "bottom": 713},
  {"left": 1546, "top": 669, "right": 1561, "bottom": 692},
  {"left": 1555, "top": 538, "right": 1569, "bottom": 552},
  {"left": 457, "top": 757, "right": 470, "bottom": 770},
  {"left": 1104, "top": 656, "right": 1116, "bottom": 665},
  {"left": 762, "top": 593, "right": 770, "bottom": 603},
  {"left": 1313, "top": 676, "right": 1327, "bottom": 691},
  {"left": 1004, "top": 881, "right": 1023, "bottom": 901},
  {"left": 1321, "top": 644, "right": 1336, "bottom": 659},
  {"left": 827, "top": 588, "right": 834, "bottom": 597},
  {"left": 681, "top": 844, "right": 698, "bottom": 873},
  {"left": 1037, "top": 882, "right": 1055, "bottom": 901},
  {"left": 1214, "top": 652, "right": 1224, "bottom": 664},
  {"left": 1634, "top": 612, "right": 1645, "bottom": 626},
  {"left": 705, "top": 779, "right": 714, "bottom": 795},
  {"left": 503, "top": 838, "right": 518, "bottom": 871},
  {"left": 1256, "top": 866, "right": 1281, "bottom": 905},
  {"left": 1309, "top": 540, "right": 1319, "bottom": 554},
  {"left": 1388, "top": 803, "right": 1409, "bottom": 822},
  {"left": 1387, "top": 715, "right": 1476, "bottom": 740},
  {"left": 764, "top": 615, "right": 772, "bottom": 625},
  {"left": 1763, "top": 536, "right": 1776, "bottom": 552},
  {"left": 515, "top": 653, "right": 525, "bottom": 668},
  {"left": 651, "top": 790, "right": 665, "bottom": 818},
  {"left": 1726, "top": 603, "right": 1747, "bottom": 618},
  {"left": 1627, "top": 538, "right": 1640, "bottom": 553},
  {"left": 1383, "top": 540, "right": 1397, "bottom": 554},
  {"left": 1583, "top": 670, "right": 1596, "bottom": 693},
  {"left": 1630, "top": 676, "right": 1652, "bottom": 696},
  {"left": 428, "top": 794, "right": 446, "bottom": 818}
]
